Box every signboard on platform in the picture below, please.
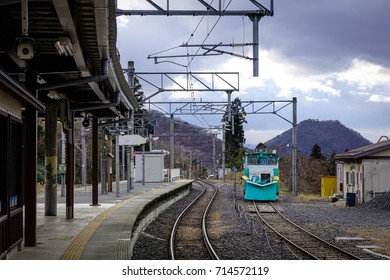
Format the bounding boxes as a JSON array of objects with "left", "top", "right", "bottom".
[{"left": 118, "top": 135, "right": 146, "bottom": 146}]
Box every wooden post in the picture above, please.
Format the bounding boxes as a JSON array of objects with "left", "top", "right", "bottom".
[
  {"left": 44, "top": 104, "right": 58, "bottom": 216},
  {"left": 66, "top": 110, "right": 74, "bottom": 219},
  {"left": 91, "top": 117, "right": 99, "bottom": 205}
]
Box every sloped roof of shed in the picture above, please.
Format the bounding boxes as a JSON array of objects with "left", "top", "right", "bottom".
[{"left": 334, "top": 139, "right": 390, "bottom": 160}]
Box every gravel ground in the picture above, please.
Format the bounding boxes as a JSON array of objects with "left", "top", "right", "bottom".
[
  {"left": 132, "top": 181, "right": 390, "bottom": 260},
  {"left": 280, "top": 193, "right": 390, "bottom": 259}
]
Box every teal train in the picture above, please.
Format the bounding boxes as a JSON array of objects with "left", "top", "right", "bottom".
[{"left": 242, "top": 151, "right": 279, "bottom": 201}]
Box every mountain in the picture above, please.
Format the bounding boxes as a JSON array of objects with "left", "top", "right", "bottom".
[
  {"left": 264, "top": 119, "right": 372, "bottom": 157},
  {"left": 147, "top": 111, "right": 372, "bottom": 166},
  {"left": 147, "top": 110, "right": 223, "bottom": 170}
]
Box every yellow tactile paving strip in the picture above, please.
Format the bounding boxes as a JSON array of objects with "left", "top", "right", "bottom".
[
  {"left": 60, "top": 181, "right": 192, "bottom": 260},
  {"left": 61, "top": 203, "right": 122, "bottom": 260}
]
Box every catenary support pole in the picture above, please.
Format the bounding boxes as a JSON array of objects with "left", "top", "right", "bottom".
[
  {"left": 128, "top": 111, "right": 134, "bottom": 191},
  {"left": 116, "top": 132, "right": 120, "bottom": 196},
  {"left": 122, "top": 145, "right": 125, "bottom": 180},
  {"left": 170, "top": 114, "right": 175, "bottom": 181},
  {"left": 142, "top": 144, "right": 145, "bottom": 185},
  {"left": 250, "top": 14, "right": 260, "bottom": 77},
  {"left": 212, "top": 133, "right": 216, "bottom": 178},
  {"left": 222, "top": 124, "right": 226, "bottom": 182},
  {"left": 227, "top": 91, "right": 232, "bottom": 123},
  {"left": 126, "top": 147, "right": 131, "bottom": 192},
  {"left": 292, "top": 97, "right": 298, "bottom": 196}
]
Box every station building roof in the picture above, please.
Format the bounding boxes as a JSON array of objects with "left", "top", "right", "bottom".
[
  {"left": 334, "top": 138, "right": 390, "bottom": 160},
  {"left": 0, "top": 0, "right": 137, "bottom": 118},
  {"left": 0, "top": 67, "right": 44, "bottom": 112}
]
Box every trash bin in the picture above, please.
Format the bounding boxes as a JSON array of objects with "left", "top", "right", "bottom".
[{"left": 346, "top": 192, "right": 356, "bottom": 207}]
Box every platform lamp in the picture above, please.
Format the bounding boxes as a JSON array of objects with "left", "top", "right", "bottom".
[{"left": 55, "top": 37, "right": 76, "bottom": 56}]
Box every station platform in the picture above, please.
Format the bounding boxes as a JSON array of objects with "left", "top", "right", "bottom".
[{"left": 8, "top": 180, "right": 192, "bottom": 260}]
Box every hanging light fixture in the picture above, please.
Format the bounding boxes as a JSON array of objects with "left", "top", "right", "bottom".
[{"left": 55, "top": 37, "right": 75, "bottom": 56}]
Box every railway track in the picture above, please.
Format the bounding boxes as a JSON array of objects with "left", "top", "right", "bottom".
[
  {"left": 254, "top": 201, "right": 361, "bottom": 260},
  {"left": 169, "top": 180, "right": 219, "bottom": 260}
]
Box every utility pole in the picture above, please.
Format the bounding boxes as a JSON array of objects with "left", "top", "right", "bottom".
[{"left": 212, "top": 133, "right": 216, "bottom": 178}]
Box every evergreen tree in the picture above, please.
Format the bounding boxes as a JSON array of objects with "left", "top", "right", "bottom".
[
  {"left": 133, "top": 77, "right": 147, "bottom": 135},
  {"left": 132, "top": 77, "right": 150, "bottom": 151},
  {"left": 256, "top": 142, "right": 267, "bottom": 151},
  {"left": 310, "top": 143, "right": 325, "bottom": 160},
  {"left": 222, "top": 97, "right": 246, "bottom": 169},
  {"left": 133, "top": 77, "right": 144, "bottom": 105}
]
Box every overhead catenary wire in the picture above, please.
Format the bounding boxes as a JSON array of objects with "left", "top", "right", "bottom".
[
  {"left": 147, "top": 0, "right": 235, "bottom": 69},
  {"left": 186, "top": 0, "right": 234, "bottom": 69}
]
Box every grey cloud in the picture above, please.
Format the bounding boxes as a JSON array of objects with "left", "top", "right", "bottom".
[{"left": 261, "top": 0, "right": 390, "bottom": 72}]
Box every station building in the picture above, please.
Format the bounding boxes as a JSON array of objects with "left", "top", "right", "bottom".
[
  {"left": 334, "top": 138, "right": 390, "bottom": 204},
  {"left": 0, "top": 68, "right": 45, "bottom": 258}
]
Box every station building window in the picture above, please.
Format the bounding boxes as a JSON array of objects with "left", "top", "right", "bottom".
[
  {"left": 0, "top": 113, "right": 22, "bottom": 213},
  {"left": 0, "top": 113, "right": 6, "bottom": 215},
  {"left": 9, "top": 118, "right": 22, "bottom": 209}
]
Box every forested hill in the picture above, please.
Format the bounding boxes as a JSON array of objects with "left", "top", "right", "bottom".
[
  {"left": 264, "top": 119, "right": 372, "bottom": 157},
  {"left": 147, "top": 110, "right": 372, "bottom": 160},
  {"left": 147, "top": 110, "right": 223, "bottom": 169}
]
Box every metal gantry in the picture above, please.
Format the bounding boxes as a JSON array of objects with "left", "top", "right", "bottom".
[
  {"left": 118, "top": 2, "right": 298, "bottom": 194},
  {"left": 116, "top": 0, "right": 274, "bottom": 76},
  {"left": 147, "top": 99, "right": 293, "bottom": 116},
  {"left": 125, "top": 70, "right": 240, "bottom": 103},
  {"left": 146, "top": 98, "right": 298, "bottom": 195},
  {"left": 116, "top": 0, "right": 274, "bottom": 16},
  {"left": 123, "top": 61, "right": 297, "bottom": 194}
]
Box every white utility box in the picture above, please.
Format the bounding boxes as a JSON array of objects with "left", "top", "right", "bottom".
[{"left": 135, "top": 150, "right": 168, "bottom": 183}]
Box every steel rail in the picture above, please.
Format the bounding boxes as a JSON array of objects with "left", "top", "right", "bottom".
[
  {"left": 254, "top": 202, "right": 361, "bottom": 260},
  {"left": 199, "top": 180, "right": 220, "bottom": 260},
  {"left": 169, "top": 182, "right": 207, "bottom": 260},
  {"left": 269, "top": 202, "right": 361, "bottom": 260},
  {"left": 169, "top": 180, "right": 219, "bottom": 260},
  {"left": 253, "top": 201, "right": 316, "bottom": 259}
]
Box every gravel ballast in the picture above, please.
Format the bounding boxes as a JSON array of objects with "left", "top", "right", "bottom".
[{"left": 132, "top": 181, "right": 390, "bottom": 260}]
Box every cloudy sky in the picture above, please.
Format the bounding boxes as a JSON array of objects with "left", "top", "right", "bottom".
[{"left": 116, "top": 0, "right": 390, "bottom": 145}]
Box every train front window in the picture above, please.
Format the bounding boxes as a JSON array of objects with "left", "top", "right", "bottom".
[{"left": 247, "top": 156, "right": 278, "bottom": 166}]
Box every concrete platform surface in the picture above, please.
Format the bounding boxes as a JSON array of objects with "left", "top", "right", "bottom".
[{"left": 7, "top": 180, "right": 192, "bottom": 260}]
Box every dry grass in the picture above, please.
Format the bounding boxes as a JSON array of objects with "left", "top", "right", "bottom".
[
  {"left": 209, "top": 210, "right": 221, "bottom": 220},
  {"left": 295, "top": 193, "right": 328, "bottom": 203},
  {"left": 178, "top": 227, "right": 201, "bottom": 240},
  {"left": 208, "top": 210, "right": 234, "bottom": 238},
  {"left": 348, "top": 227, "right": 390, "bottom": 256}
]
